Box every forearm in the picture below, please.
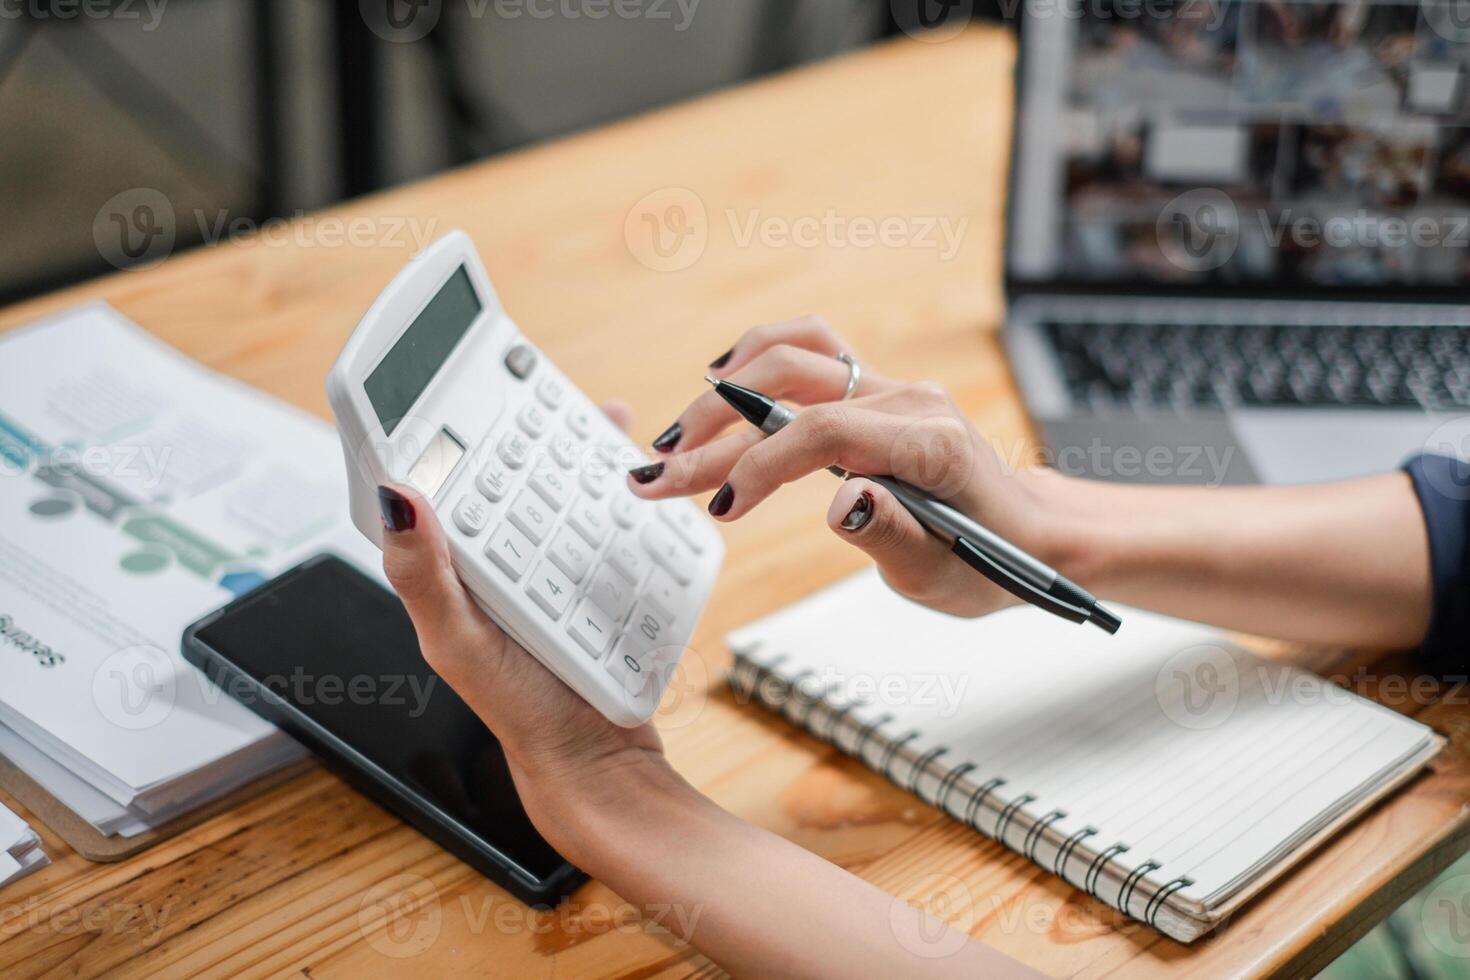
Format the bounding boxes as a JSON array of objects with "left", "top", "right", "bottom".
[
  {"left": 1033, "top": 470, "right": 1433, "bottom": 648},
  {"left": 547, "top": 759, "right": 1041, "bottom": 979}
]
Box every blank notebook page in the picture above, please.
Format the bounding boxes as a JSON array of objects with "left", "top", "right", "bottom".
[{"left": 727, "top": 570, "right": 1438, "bottom": 932}]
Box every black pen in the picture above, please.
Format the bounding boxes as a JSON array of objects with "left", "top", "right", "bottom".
[{"left": 706, "top": 377, "right": 1122, "bottom": 634}]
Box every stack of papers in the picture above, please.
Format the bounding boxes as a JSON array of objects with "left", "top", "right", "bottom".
[
  {"left": 0, "top": 305, "right": 376, "bottom": 839},
  {"left": 0, "top": 800, "right": 48, "bottom": 888}
]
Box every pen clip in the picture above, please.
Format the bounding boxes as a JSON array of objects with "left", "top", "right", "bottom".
[{"left": 950, "top": 536, "right": 1090, "bottom": 625}]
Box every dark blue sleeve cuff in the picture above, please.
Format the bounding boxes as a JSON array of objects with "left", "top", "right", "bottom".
[{"left": 1403, "top": 453, "right": 1470, "bottom": 672}]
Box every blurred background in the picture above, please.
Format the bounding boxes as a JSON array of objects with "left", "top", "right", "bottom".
[
  {"left": 0, "top": 0, "right": 999, "bottom": 304},
  {"left": 3, "top": 2, "right": 1469, "bottom": 976}
]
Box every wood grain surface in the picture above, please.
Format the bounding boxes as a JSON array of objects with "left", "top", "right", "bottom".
[{"left": 1, "top": 27, "right": 1467, "bottom": 979}]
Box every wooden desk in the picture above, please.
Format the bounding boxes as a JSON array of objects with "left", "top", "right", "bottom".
[{"left": 2, "top": 27, "right": 1467, "bottom": 979}]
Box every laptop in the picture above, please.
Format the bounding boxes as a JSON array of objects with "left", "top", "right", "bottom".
[{"left": 1002, "top": 0, "right": 1470, "bottom": 486}]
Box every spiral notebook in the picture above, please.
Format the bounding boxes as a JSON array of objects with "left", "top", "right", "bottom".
[{"left": 726, "top": 570, "right": 1443, "bottom": 943}]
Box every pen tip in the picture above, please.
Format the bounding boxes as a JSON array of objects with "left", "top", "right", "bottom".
[{"left": 703, "top": 375, "right": 719, "bottom": 387}]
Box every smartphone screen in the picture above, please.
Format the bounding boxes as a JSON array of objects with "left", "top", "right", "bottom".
[{"left": 190, "top": 555, "right": 569, "bottom": 885}]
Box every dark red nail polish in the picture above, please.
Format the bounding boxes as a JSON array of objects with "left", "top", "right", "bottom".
[
  {"left": 709, "top": 348, "right": 734, "bottom": 370},
  {"left": 652, "top": 422, "right": 683, "bottom": 453},
  {"left": 630, "top": 463, "right": 665, "bottom": 484},
  {"left": 709, "top": 483, "right": 735, "bottom": 517},
  {"left": 841, "top": 491, "right": 874, "bottom": 532},
  {"left": 378, "top": 486, "right": 416, "bottom": 532}
]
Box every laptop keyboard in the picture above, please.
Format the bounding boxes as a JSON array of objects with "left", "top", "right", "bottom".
[{"left": 1042, "top": 321, "right": 1470, "bottom": 413}]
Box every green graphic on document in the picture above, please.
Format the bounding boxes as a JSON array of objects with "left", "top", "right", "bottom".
[{"left": 3, "top": 409, "right": 269, "bottom": 596}]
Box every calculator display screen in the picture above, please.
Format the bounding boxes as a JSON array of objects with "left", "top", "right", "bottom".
[{"left": 365, "top": 266, "right": 481, "bottom": 435}]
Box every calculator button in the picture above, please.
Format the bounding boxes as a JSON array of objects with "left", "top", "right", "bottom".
[
  {"left": 568, "top": 499, "right": 609, "bottom": 548},
  {"left": 485, "top": 522, "right": 534, "bottom": 580},
  {"left": 579, "top": 467, "right": 609, "bottom": 499},
  {"left": 605, "top": 534, "right": 647, "bottom": 584},
  {"left": 659, "top": 502, "right": 707, "bottom": 554},
  {"left": 528, "top": 464, "right": 571, "bottom": 511},
  {"left": 505, "top": 344, "right": 537, "bottom": 380},
  {"left": 640, "top": 523, "right": 694, "bottom": 585},
  {"left": 587, "top": 565, "right": 636, "bottom": 622},
  {"left": 536, "top": 375, "right": 566, "bottom": 409},
  {"left": 566, "top": 405, "right": 594, "bottom": 439},
  {"left": 549, "top": 433, "right": 579, "bottom": 471},
  {"left": 643, "top": 567, "right": 683, "bottom": 622},
  {"left": 476, "top": 462, "right": 512, "bottom": 502},
  {"left": 452, "top": 495, "right": 490, "bottom": 537},
  {"left": 517, "top": 403, "right": 549, "bottom": 439},
  {"left": 526, "top": 561, "right": 574, "bottom": 619},
  {"left": 567, "top": 599, "right": 614, "bottom": 657},
  {"left": 606, "top": 637, "right": 652, "bottom": 696},
  {"left": 507, "top": 489, "right": 553, "bottom": 544},
  {"left": 622, "top": 601, "right": 673, "bottom": 659},
  {"left": 497, "top": 431, "right": 531, "bottom": 469},
  {"left": 547, "top": 527, "right": 593, "bottom": 583},
  {"left": 609, "top": 492, "right": 638, "bottom": 530}
]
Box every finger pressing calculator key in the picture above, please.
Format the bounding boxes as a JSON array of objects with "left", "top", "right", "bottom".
[{"left": 329, "top": 231, "right": 725, "bottom": 727}]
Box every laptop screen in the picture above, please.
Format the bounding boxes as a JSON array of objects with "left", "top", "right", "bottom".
[{"left": 1008, "top": 0, "right": 1470, "bottom": 291}]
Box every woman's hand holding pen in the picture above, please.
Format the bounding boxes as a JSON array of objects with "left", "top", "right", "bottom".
[{"left": 625, "top": 316, "right": 1083, "bottom": 618}]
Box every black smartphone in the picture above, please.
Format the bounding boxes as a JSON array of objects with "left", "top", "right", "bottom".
[{"left": 182, "top": 553, "right": 584, "bottom": 906}]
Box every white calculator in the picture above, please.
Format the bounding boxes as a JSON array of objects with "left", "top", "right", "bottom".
[{"left": 327, "top": 231, "right": 724, "bottom": 726}]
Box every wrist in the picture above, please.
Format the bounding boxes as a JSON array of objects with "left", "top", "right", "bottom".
[
  {"left": 1018, "top": 469, "right": 1124, "bottom": 596},
  {"left": 519, "top": 749, "right": 701, "bottom": 871}
]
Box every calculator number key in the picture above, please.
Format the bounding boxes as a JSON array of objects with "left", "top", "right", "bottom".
[
  {"left": 606, "top": 637, "right": 652, "bottom": 697},
  {"left": 528, "top": 463, "right": 571, "bottom": 511},
  {"left": 605, "top": 535, "right": 647, "bottom": 584},
  {"left": 580, "top": 467, "right": 610, "bottom": 499},
  {"left": 568, "top": 499, "right": 610, "bottom": 547},
  {"left": 640, "top": 523, "right": 694, "bottom": 585},
  {"left": 609, "top": 491, "right": 638, "bottom": 530},
  {"left": 507, "top": 489, "right": 554, "bottom": 544},
  {"left": 620, "top": 601, "right": 673, "bottom": 663},
  {"left": 485, "top": 523, "right": 535, "bottom": 580},
  {"left": 526, "top": 561, "right": 574, "bottom": 619},
  {"left": 547, "top": 527, "right": 593, "bottom": 583},
  {"left": 567, "top": 599, "right": 614, "bottom": 657},
  {"left": 587, "top": 565, "right": 635, "bottom": 622}
]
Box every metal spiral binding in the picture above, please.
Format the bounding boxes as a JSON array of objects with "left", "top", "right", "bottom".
[
  {"left": 1145, "top": 877, "right": 1195, "bottom": 928},
  {"left": 879, "top": 731, "right": 921, "bottom": 781},
  {"left": 933, "top": 761, "right": 976, "bottom": 815},
  {"left": 906, "top": 745, "right": 949, "bottom": 795},
  {"left": 1118, "top": 859, "right": 1161, "bottom": 916},
  {"left": 1024, "top": 810, "right": 1067, "bottom": 863},
  {"left": 730, "top": 647, "right": 1191, "bottom": 931},
  {"left": 964, "top": 778, "right": 1007, "bottom": 832},
  {"left": 995, "top": 793, "right": 1037, "bottom": 847},
  {"left": 1085, "top": 844, "right": 1130, "bottom": 898}
]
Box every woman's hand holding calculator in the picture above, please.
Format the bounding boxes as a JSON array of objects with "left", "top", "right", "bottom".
[
  {"left": 376, "top": 403, "right": 674, "bottom": 843},
  {"left": 375, "top": 400, "right": 1032, "bottom": 980}
]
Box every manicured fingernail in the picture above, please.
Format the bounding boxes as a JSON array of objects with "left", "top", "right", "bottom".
[
  {"left": 708, "top": 348, "right": 734, "bottom": 370},
  {"left": 652, "top": 422, "right": 683, "bottom": 453},
  {"left": 841, "top": 491, "right": 874, "bottom": 532},
  {"left": 629, "top": 463, "right": 665, "bottom": 485},
  {"left": 378, "top": 486, "right": 416, "bottom": 532},
  {"left": 709, "top": 483, "right": 735, "bottom": 517}
]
